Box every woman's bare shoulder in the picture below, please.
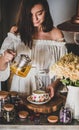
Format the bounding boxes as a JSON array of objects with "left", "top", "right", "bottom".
[{"left": 50, "top": 27, "right": 64, "bottom": 41}]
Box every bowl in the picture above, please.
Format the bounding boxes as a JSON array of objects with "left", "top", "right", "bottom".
[{"left": 47, "top": 115, "right": 58, "bottom": 123}]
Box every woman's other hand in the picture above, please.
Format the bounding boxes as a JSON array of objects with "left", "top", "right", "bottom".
[
  {"left": 46, "top": 79, "right": 60, "bottom": 98},
  {"left": 10, "top": 26, "right": 17, "bottom": 34},
  {"left": 47, "top": 84, "right": 55, "bottom": 98}
]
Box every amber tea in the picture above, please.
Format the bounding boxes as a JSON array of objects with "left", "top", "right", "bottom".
[{"left": 10, "top": 62, "right": 31, "bottom": 77}]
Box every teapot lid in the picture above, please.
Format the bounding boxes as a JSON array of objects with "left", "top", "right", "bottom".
[{"left": 20, "top": 54, "right": 31, "bottom": 62}]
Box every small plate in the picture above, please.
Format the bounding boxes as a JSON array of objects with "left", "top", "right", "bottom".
[{"left": 27, "top": 95, "right": 51, "bottom": 105}]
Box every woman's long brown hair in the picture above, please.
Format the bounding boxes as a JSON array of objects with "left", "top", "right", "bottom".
[{"left": 16, "top": 0, "right": 54, "bottom": 49}]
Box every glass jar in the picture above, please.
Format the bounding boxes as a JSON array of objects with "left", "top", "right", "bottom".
[
  {"left": 59, "top": 106, "right": 72, "bottom": 124},
  {"left": 0, "top": 91, "right": 9, "bottom": 117},
  {"left": 34, "top": 113, "right": 40, "bottom": 125},
  {"left": 10, "top": 54, "right": 31, "bottom": 77},
  {"left": 3, "top": 104, "right": 15, "bottom": 122},
  {"left": 9, "top": 91, "right": 18, "bottom": 104}
]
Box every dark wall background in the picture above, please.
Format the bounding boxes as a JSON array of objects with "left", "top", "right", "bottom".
[{"left": 0, "top": 0, "right": 21, "bottom": 46}]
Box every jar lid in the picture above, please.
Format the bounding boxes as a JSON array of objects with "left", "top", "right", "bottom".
[
  {"left": 0, "top": 91, "right": 9, "bottom": 100},
  {"left": 18, "top": 111, "right": 29, "bottom": 119},
  {"left": 9, "top": 91, "right": 18, "bottom": 97},
  {"left": 4, "top": 104, "right": 14, "bottom": 111}
]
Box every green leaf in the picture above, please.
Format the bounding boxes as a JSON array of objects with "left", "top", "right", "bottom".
[
  {"left": 60, "top": 79, "right": 70, "bottom": 85},
  {"left": 74, "top": 80, "right": 79, "bottom": 87},
  {"left": 60, "top": 78, "right": 79, "bottom": 87}
]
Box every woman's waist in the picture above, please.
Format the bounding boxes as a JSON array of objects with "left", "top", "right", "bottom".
[{"left": 32, "top": 64, "right": 49, "bottom": 74}]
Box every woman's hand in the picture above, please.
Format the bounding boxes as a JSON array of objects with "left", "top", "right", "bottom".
[
  {"left": 0, "top": 50, "right": 16, "bottom": 71},
  {"left": 46, "top": 79, "right": 60, "bottom": 98},
  {"left": 4, "top": 49, "right": 16, "bottom": 62},
  {"left": 47, "top": 84, "right": 55, "bottom": 98},
  {"left": 10, "top": 26, "right": 17, "bottom": 34}
]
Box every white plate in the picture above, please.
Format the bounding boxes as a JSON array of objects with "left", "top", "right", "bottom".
[{"left": 27, "top": 95, "right": 51, "bottom": 105}]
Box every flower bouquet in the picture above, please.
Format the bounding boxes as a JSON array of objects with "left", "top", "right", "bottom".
[
  {"left": 50, "top": 53, "right": 79, "bottom": 87},
  {"left": 50, "top": 53, "right": 79, "bottom": 119}
]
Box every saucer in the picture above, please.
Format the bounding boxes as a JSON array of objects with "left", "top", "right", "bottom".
[{"left": 27, "top": 95, "right": 51, "bottom": 105}]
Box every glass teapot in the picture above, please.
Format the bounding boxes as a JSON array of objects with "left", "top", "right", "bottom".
[{"left": 10, "top": 54, "right": 31, "bottom": 77}]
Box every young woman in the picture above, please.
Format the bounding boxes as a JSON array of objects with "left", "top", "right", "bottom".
[{"left": 1, "top": 0, "right": 67, "bottom": 97}]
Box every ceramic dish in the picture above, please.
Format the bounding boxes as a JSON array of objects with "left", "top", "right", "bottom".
[{"left": 27, "top": 95, "right": 51, "bottom": 105}]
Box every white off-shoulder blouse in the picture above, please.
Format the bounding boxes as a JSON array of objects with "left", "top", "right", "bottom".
[{"left": 0, "top": 32, "right": 67, "bottom": 95}]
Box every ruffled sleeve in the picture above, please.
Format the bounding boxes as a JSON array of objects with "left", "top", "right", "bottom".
[
  {"left": 1, "top": 32, "right": 20, "bottom": 51},
  {"left": 0, "top": 63, "right": 10, "bottom": 81}
]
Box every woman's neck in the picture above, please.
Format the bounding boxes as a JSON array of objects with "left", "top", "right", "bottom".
[
  {"left": 35, "top": 25, "right": 43, "bottom": 32},
  {"left": 33, "top": 26, "right": 45, "bottom": 39}
]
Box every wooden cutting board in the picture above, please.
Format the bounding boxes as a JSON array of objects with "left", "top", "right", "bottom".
[{"left": 26, "top": 94, "right": 66, "bottom": 114}]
